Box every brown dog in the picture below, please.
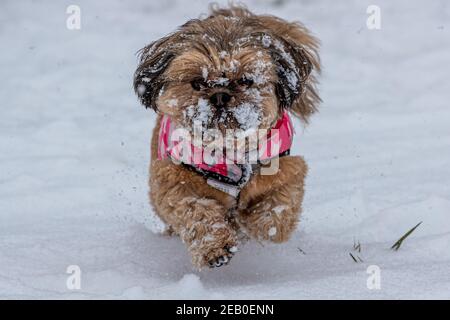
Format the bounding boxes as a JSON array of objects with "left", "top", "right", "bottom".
[{"left": 133, "top": 6, "right": 320, "bottom": 269}]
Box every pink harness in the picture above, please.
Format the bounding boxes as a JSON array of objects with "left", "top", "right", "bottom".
[{"left": 158, "top": 112, "right": 294, "bottom": 196}]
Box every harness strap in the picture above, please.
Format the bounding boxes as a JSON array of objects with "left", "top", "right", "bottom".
[
  {"left": 182, "top": 149, "right": 291, "bottom": 197},
  {"left": 158, "top": 112, "right": 295, "bottom": 197}
]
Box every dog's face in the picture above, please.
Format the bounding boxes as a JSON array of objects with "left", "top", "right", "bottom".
[
  {"left": 158, "top": 46, "right": 279, "bottom": 135},
  {"left": 134, "top": 7, "right": 320, "bottom": 136}
]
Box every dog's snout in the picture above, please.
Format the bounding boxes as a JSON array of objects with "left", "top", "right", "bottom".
[{"left": 210, "top": 92, "right": 231, "bottom": 108}]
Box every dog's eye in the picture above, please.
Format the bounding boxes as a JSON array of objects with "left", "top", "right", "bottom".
[
  {"left": 237, "top": 77, "right": 254, "bottom": 87},
  {"left": 191, "top": 79, "right": 207, "bottom": 91}
]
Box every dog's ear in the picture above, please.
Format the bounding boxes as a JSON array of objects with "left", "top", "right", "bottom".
[
  {"left": 269, "top": 38, "right": 313, "bottom": 112},
  {"left": 134, "top": 35, "right": 178, "bottom": 111},
  {"left": 258, "top": 15, "right": 321, "bottom": 122}
]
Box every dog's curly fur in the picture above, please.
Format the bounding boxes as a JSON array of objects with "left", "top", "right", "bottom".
[{"left": 133, "top": 6, "right": 320, "bottom": 269}]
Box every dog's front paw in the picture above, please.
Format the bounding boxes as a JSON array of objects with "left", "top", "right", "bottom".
[
  {"left": 187, "top": 222, "right": 238, "bottom": 270},
  {"left": 208, "top": 245, "right": 238, "bottom": 268}
]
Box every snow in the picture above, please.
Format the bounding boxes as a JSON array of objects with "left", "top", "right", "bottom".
[
  {"left": 219, "top": 51, "right": 228, "bottom": 59},
  {"left": 184, "top": 98, "right": 212, "bottom": 126},
  {"left": 247, "top": 51, "right": 271, "bottom": 85},
  {"left": 268, "top": 227, "right": 277, "bottom": 237},
  {"left": 232, "top": 102, "right": 261, "bottom": 130},
  {"left": 137, "top": 84, "right": 146, "bottom": 96},
  {"left": 193, "top": 98, "right": 212, "bottom": 124},
  {"left": 167, "top": 99, "right": 178, "bottom": 108},
  {"left": 213, "top": 77, "right": 230, "bottom": 86},
  {"left": 1, "top": 0, "right": 450, "bottom": 299},
  {"left": 261, "top": 34, "right": 272, "bottom": 48},
  {"left": 228, "top": 246, "right": 238, "bottom": 254},
  {"left": 272, "top": 205, "right": 288, "bottom": 215},
  {"left": 201, "top": 66, "right": 208, "bottom": 81}
]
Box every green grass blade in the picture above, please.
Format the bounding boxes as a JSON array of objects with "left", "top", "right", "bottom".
[{"left": 391, "top": 221, "right": 423, "bottom": 251}]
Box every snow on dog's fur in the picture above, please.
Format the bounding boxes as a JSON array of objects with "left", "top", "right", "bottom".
[{"left": 133, "top": 5, "right": 320, "bottom": 269}]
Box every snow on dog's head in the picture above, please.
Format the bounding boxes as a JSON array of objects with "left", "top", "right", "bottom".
[{"left": 134, "top": 5, "right": 321, "bottom": 135}]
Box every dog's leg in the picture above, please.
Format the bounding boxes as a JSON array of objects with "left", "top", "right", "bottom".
[
  {"left": 150, "top": 162, "right": 238, "bottom": 269},
  {"left": 236, "top": 156, "right": 307, "bottom": 242}
]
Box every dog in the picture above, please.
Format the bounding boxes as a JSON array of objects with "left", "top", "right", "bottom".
[{"left": 133, "top": 6, "right": 320, "bottom": 269}]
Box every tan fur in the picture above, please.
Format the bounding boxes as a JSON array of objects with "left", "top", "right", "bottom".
[{"left": 136, "top": 6, "right": 320, "bottom": 269}]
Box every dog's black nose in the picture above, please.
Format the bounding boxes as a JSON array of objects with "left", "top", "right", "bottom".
[{"left": 210, "top": 92, "right": 231, "bottom": 108}]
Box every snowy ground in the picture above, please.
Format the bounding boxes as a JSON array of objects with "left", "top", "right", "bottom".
[{"left": 1, "top": 0, "right": 449, "bottom": 299}]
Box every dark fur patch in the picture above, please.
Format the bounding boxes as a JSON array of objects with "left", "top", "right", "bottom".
[
  {"left": 269, "top": 39, "right": 313, "bottom": 110},
  {"left": 243, "top": 32, "right": 314, "bottom": 111},
  {"left": 134, "top": 42, "right": 176, "bottom": 110}
]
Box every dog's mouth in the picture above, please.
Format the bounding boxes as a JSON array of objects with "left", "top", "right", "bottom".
[
  {"left": 214, "top": 105, "right": 262, "bottom": 132},
  {"left": 182, "top": 99, "right": 263, "bottom": 133}
]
